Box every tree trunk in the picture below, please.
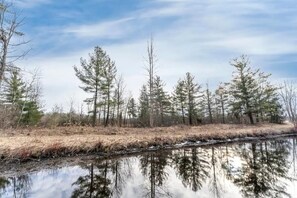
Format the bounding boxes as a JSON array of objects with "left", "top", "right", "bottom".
[
  {"left": 105, "top": 86, "right": 110, "bottom": 127},
  {"left": 221, "top": 99, "right": 225, "bottom": 124},
  {"left": 92, "top": 86, "right": 98, "bottom": 127}
]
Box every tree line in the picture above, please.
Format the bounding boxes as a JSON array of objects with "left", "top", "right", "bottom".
[
  {"left": 0, "top": 1, "right": 296, "bottom": 128},
  {"left": 72, "top": 39, "right": 283, "bottom": 127}
]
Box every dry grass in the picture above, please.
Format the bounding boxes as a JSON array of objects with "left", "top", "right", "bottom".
[{"left": 0, "top": 123, "right": 294, "bottom": 162}]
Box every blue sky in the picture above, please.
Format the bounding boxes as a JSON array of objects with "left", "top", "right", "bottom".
[{"left": 11, "top": 0, "right": 297, "bottom": 111}]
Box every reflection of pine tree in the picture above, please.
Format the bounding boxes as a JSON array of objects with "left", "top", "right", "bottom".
[
  {"left": 140, "top": 151, "right": 171, "bottom": 198},
  {"left": 0, "top": 175, "right": 32, "bottom": 198},
  {"left": 209, "top": 147, "right": 224, "bottom": 198},
  {"left": 0, "top": 177, "right": 10, "bottom": 195},
  {"left": 173, "top": 148, "right": 210, "bottom": 192},
  {"left": 234, "top": 140, "right": 292, "bottom": 198},
  {"left": 292, "top": 138, "right": 297, "bottom": 177},
  {"left": 12, "top": 175, "right": 32, "bottom": 197},
  {"left": 110, "top": 158, "right": 133, "bottom": 198},
  {"left": 220, "top": 146, "right": 234, "bottom": 181},
  {"left": 71, "top": 162, "right": 112, "bottom": 198}
]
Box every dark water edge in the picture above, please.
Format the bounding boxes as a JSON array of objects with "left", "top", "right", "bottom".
[{"left": 1, "top": 135, "right": 297, "bottom": 198}]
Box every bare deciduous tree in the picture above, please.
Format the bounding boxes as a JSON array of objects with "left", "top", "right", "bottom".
[
  {"left": 279, "top": 81, "right": 297, "bottom": 128},
  {"left": 115, "top": 75, "right": 125, "bottom": 126},
  {"left": 145, "top": 36, "right": 157, "bottom": 128},
  {"left": 0, "top": 1, "right": 29, "bottom": 84}
]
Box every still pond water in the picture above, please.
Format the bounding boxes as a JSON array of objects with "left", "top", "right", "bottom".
[{"left": 1, "top": 136, "right": 297, "bottom": 198}]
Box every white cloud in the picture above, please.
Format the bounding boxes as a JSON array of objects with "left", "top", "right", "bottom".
[
  {"left": 13, "top": 0, "right": 51, "bottom": 8},
  {"left": 63, "top": 17, "right": 135, "bottom": 39}
]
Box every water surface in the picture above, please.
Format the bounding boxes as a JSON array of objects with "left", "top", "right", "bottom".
[{"left": 1, "top": 136, "right": 297, "bottom": 198}]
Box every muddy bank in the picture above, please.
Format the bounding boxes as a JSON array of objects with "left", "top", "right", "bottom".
[
  {"left": 0, "top": 124, "right": 294, "bottom": 164},
  {"left": 1, "top": 131, "right": 297, "bottom": 176}
]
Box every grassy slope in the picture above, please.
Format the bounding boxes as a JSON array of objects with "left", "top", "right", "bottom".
[{"left": 0, "top": 123, "right": 294, "bottom": 161}]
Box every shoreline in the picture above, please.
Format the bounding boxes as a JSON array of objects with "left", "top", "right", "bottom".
[
  {"left": 0, "top": 123, "right": 295, "bottom": 164},
  {"left": 1, "top": 131, "right": 297, "bottom": 176}
]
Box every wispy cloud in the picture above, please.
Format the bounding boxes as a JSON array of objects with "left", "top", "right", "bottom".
[
  {"left": 63, "top": 17, "right": 135, "bottom": 39},
  {"left": 13, "top": 0, "right": 51, "bottom": 8}
]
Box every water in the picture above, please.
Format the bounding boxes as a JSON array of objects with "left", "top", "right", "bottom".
[{"left": 1, "top": 136, "right": 297, "bottom": 198}]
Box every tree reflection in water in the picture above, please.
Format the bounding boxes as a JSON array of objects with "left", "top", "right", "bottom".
[
  {"left": 0, "top": 175, "right": 31, "bottom": 198},
  {"left": 0, "top": 138, "right": 296, "bottom": 198},
  {"left": 0, "top": 177, "right": 10, "bottom": 194},
  {"left": 140, "top": 151, "right": 172, "bottom": 198},
  {"left": 232, "top": 140, "right": 293, "bottom": 198},
  {"left": 173, "top": 148, "right": 210, "bottom": 192},
  {"left": 71, "top": 158, "right": 133, "bottom": 198},
  {"left": 71, "top": 162, "right": 112, "bottom": 198}
]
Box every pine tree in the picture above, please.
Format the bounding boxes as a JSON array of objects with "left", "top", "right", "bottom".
[
  {"left": 101, "top": 58, "right": 117, "bottom": 127},
  {"left": 74, "top": 46, "right": 110, "bottom": 127},
  {"left": 138, "top": 85, "right": 149, "bottom": 127},
  {"left": 184, "top": 72, "right": 202, "bottom": 125},
  {"left": 2, "top": 68, "right": 26, "bottom": 105},
  {"left": 2, "top": 68, "right": 42, "bottom": 126},
  {"left": 173, "top": 79, "right": 187, "bottom": 124},
  {"left": 153, "top": 76, "right": 171, "bottom": 126},
  {"left": 229, "top": 55, "right": 259, "bottom": 124},
  {"left": 127, "top": 97, "right": 137, "bottom": 126},
  {"left": 253, "top": 72, "right": 279, "bottom": 122},
  {"left": 215, "top": 83, "right": 228, "bottom": 124},
  {"left": 205, "top": 84, "right": 214, "bottom": 124},
  {"left": 19, "top": 101, "right": 42, "bottom": 125}
]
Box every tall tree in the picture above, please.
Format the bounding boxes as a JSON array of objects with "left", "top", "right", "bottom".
[
  {"left": 138, "top": 85, "right": 149, "bottom": 127},
  {"left": 101, "top": 57, "right": 117, "bottom": 127},
  {"left": 205, "top": 83, "right": 214, "bottom": 124},
  {"left": 229, "top": 55, "right": 259, "bottom": 124},
  {"left": 173, "top": 79, "right": 187, "bottom": 124},
  {"left": 0, "top": 1, "right": 28, "bottom": 84},
  {"left": 145, "top": 36, "right": 157, "bottom": 128},
  {"left": 280, "top": 81, "right": 297, "bottom": 127},
  {"left": 74, "top": 46, "right": 109, "bottom": 127},
  {"left": 254, "top": 72, "right": 280, "bottom": 123},
  {"left": 114, "top": 75, "right": 125, "bottom": 126},
  {"left": 127, "top": 97, "right": 137, "bottom": 126},
  {"left": 184, "top": 72, "right": 202, "bottom": 125},
  {"left": 215, "top": 83, "right": 228, "bottom": 124},
  {"left": 153, "top": 76, "right": 171, "bottom": 126}
]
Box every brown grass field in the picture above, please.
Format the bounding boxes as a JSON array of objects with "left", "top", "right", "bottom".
[{"left": 0, "top": 123, "right": 295, "bottom": 162}]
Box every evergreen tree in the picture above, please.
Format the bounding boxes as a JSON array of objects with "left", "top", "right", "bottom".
[
  {"left": 153, "top": 76, "right": 171, "bottom": 126},
  {"left": 173, "top": 79, "right": 187, "bottom": 124},
  {"left": 229, "top": 55, "right": 259, "bottom": 124},
  {"left": 19, "top": 100, "right": 42, "bottom": 125},
  {"left": 215, "top": 83, "right": 229, "bottom": 124},
  {"left": 101, "top": 58, "right": 117, "bottom": 127},
  {"left": 229, "top": 55, "right": 280, "bottom": 124},
  {"left": 205, "top": 84, "right": 214, "bottom": 124},
  {"left": 2, "top": 68, "right": 42, "bottom": 126},
  {"left": 74, "top": 46, "right": 110, "bottom": 127},
  {"left": 138, "top": 85, "right": 149, "bottom": 127},
  {"left": 184, "top": 72, "right": 202, "bottom": 125},
  {"left": 253, "top": 72, "right": 280, "bottom": 123},
  {"left": 2, "top": 68, "right": 26, "bottom": 105},
  {"left": 127, "top": 97, "right": 137, "bottom": 126}
]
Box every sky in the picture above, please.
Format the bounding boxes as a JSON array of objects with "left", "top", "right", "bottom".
[{"left": 9, "top": 0, "right": 297, "bottom": 112}]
